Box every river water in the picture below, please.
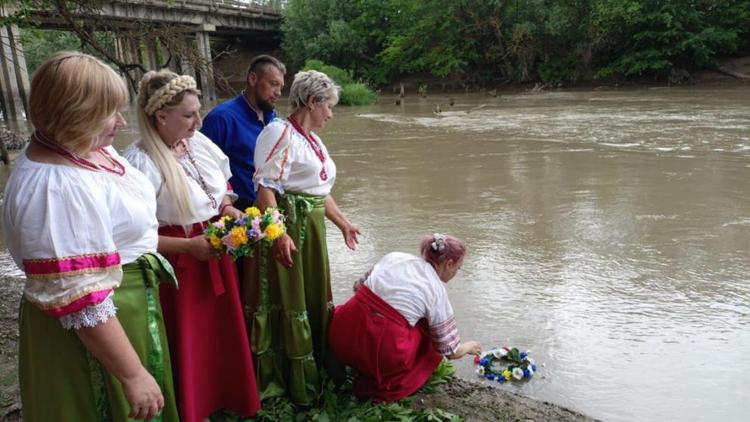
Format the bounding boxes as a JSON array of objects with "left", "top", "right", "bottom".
[{"left": 2, "top": 86, "right": 749, "bottom": 421}]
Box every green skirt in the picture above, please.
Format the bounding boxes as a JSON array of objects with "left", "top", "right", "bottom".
[
  {"left": 244, "top": 193, "right": 341, "bottom": 405},
  {"left": 19, "top": 253, "right": 179, "bottom": 422}
]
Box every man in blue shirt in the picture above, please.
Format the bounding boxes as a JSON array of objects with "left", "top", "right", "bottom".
[{"left": 202, "top": 55, "right": 286, "bottom": 210}]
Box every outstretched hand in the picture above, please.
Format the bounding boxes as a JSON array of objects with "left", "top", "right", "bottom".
[{"left": 341, "top": 223, "right": 361, "bottom": 250}]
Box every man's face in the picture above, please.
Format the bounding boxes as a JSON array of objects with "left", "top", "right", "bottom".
[{"left": 249, "top": 65, "right": 285, "bottom": 112}]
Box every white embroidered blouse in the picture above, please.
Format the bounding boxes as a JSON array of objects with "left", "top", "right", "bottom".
[
  {"left": 2, "top": 146, "right": 159, "bottom": 329},
  {"left": 253, "top": 118, "right": 336, "bottom": 196},
  {"left": 123, "top": 131, "right": 234, "bottom": 226},
  {"left": 362, "top": 252, "right": 460, "bottom": 356}
]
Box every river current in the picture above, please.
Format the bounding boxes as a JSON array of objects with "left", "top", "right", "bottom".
[{"left": 2, "top": 86, "right": 749, "bottom": 421}]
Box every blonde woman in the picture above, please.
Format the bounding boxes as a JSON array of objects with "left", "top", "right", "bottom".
[
  {"left": 249, "top": 70, "right": 360, "bottom": 405},
  {"left": 124, "top": 70, "right": 260, "bottom": 421},
  {"left": 2, "top": 52, "right": 178, "bottom": 420}
]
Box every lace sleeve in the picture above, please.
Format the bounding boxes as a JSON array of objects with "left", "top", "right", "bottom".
[{"left": 59, "top": 296, "right": 117, "bottom": 330}]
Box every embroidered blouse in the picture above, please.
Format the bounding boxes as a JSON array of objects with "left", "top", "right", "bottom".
[
  {"left": 2, "top": 147, "right": 159, "bottom": 329},
  {"left": 123, "top": 131, "right": 234, "bottom": 226},
  {"left": 362, "top": 252, "right": 460, "bottom": 356},
  {"left": 253, "top": 118, "right": 336, "bottom": 196}
]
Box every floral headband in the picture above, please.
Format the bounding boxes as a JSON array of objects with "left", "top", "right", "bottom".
[{"left": 431, "top": 233, "right": 446, "bottom": 252}]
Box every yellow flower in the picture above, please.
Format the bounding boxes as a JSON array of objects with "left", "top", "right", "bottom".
[
  {"left": 245, "top": 207, "right": 261, "bottom": 218},
  {"left": 503, "top": 370, "right": 512, "bottom": 381},
  {"left": 228, "top": 226, "right": 248, "bottom": 246},
  {"left": 208, "top": 234, "right": 222, "bottom": 250},
  {"left": 220, "top": 215, "right": 233, "bottom": 225},
  {"left": 264, "top": 223, "right": 284, "bottom": 241}
]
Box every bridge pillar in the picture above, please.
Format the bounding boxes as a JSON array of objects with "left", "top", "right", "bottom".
[
  {"left": 0, "top": 24, "right": 29, "bottom": 123},
  {"left": 144, "top": 35, "right": 159, "bottom": 71},
  {"left": 195, "top": 25, "right": 216, "bottom": 101}
]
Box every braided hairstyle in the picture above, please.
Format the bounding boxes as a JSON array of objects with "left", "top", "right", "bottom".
[{"left": 136, "top": 70, "right": 202, "bottom": 225}]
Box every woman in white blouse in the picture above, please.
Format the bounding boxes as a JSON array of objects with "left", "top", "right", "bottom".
[
  {"left": 2, "top": 52, "right": 177, "bottom": 420},
  {"left": 248, "top": 70, "right": 359, "bottom": 405},
  {"left": 329, "top": 233, "right": 482, "bottom": 402},
  {"left": 124, "top": 70, "right": 259, "bottom": 421}
]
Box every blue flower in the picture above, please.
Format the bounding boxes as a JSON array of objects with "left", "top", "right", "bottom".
[
  {"left": 486, "top": 373, "right": 495, "bottom": 380},
  {"left": 479, "top": 358, "right": 489, "bottom": 366},
  {"left": 523, "top": 368, "right": 530, "bottom": 378},
  {"left": 497, "top": 376, "right": 505, "bottom": 383},
  {"left": 531, "top": 363, "right": 537, "bottom": 371},
  {"left": 520, "top": 351, "right": 528, "bottom": 359}
]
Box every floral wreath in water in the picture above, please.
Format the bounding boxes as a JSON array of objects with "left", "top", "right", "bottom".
[
  {"left": 204, "top": 206, "right": 285, "bottom": 260},
  {"left": 474, "top": 347, "right": 537, "bottom": 383}
]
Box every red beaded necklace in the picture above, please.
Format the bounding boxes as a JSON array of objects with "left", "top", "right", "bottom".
[
  {"left": 171, "top": 138, "right": 218, "bottom": 209},
  {"left": 287, "top": 115, "right": 328, "bottom": 181},
  {"left": 32, "top": 130, "right": 125, "bottom": 176}
]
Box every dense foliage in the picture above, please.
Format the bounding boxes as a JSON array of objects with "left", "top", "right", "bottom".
[
  {"left": 282, "top": 0, "right": 750, "bottom": 85},
  {"left": 303, "top": 59, "right": 378, "bottom": 105}
]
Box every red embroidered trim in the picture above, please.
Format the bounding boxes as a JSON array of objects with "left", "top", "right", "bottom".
[{"left": 24, "top": 252, "right": 121, "bottom": 277}]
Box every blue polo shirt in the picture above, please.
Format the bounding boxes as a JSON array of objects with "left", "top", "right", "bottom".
[{"left": 201, "top": 94, "right": 276, "bottom": 205}]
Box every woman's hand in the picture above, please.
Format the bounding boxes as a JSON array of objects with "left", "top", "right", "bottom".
[
  {"left": 186, "top": 235, "right": 215, "bottom": 261},
  {"left": 340, "top": 222, "right": 361, "bottom": 250},
  {"left": 223, "top": 205, "right": 243, "bottom": 220},
  {"left": 447, "top": 340, "right": 482, "bottom": 360},
  {"left": 273, "top": 233, "right": 298, "bottom": 268},
  {"left": 121, "top": 367, "right": 165, "bottom": 420}
]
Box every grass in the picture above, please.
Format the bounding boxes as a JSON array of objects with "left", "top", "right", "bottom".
[{"left": 210, "top": 361, "right": 460, "bottom": 422}]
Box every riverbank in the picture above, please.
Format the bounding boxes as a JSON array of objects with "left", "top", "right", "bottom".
[{"left": 0, "top": 272, "right": 595, "bottom": 421}]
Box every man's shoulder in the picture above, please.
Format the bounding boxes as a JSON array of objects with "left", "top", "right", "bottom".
[{"left": 204, "top": 96, "right": 244, "bottom": 121}]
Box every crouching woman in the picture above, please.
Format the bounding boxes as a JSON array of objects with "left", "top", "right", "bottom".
[{"left": 328, "top": 233, "right": 481, "bottom": 402}]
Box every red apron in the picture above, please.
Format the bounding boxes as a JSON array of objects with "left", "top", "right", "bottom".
[{"left": 329, "top": 285, "right": 443, "bottom": 402}]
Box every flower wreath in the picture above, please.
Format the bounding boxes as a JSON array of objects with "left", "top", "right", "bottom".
[{"left": 474, "top": 347, "right": 537, "bottom": 383}]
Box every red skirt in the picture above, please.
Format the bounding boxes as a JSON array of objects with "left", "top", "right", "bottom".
[
  {"left": 328, "top": 285, "right": 443, "bottom": 402},
  {"left": 159, "top": 224, "right": 260, "bottom": 421}
]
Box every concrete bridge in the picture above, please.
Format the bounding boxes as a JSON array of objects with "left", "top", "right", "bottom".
[{"left": 0, "top": 0, "right": 283, "bottom": 125}]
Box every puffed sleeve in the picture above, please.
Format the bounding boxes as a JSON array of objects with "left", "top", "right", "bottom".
[
  {"left": 123, "top": 142, "right": 163, "bottom": 193},
  {"left": 191, "top": 131, "right": 238, "bottom": 202},
  {"left": 2, "top": 165, "right": 122, "bottom": 329},
  {"left": 253, "top": 120, "right": 292, "bottom": 194}
]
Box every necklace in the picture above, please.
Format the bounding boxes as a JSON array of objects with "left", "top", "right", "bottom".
[
  {"left": 32, "top": 130, "right": 125, "bottom": 176},
  {"left": 172, "top": 138, "right": 218, "bottom": 209},
  {"left": 287, "top": 116, "right": 328, "bottom": 181}
]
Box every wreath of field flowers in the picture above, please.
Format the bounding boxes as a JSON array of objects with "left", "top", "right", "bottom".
[
  {"left": 204, "top": 207, "right": 285, "bottom": 260},
  {"left": 474, "top": 347, "right": 537, "bottom": 383}
]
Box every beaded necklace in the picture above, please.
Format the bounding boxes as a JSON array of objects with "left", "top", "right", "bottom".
[
  {"left": 287, "top": 116, "right": 328, "bottom": 181},
  {"left": 32, "top": 130, "right": 125, "bottom": 176},
  {"left": 171, "top": 138, "right": 218, "bottom": 209}
]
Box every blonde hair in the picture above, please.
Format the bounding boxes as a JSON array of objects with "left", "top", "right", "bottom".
[
  {"left": 136, "top": 69, "right": 201, "bottom": 224},
  {"left": 29, "top": 51, "right": 128, "bottom": 153},
  {"left": 288, "top": 70, "right": 340, "bottom": 113}
]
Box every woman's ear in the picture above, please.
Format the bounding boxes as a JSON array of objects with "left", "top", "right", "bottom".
[
  {"left": 306, "top": 96, "right": 318, "bottom": 112},
  {"left": 155, "top": 110, "right": 167, "bottom": 126}
]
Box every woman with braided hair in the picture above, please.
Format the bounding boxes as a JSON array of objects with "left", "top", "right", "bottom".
[
  {"left": 328, "top": 233, "right": 482, "bottom": 402},
  {"left": 124, "top": 70, "right": 260, "bottom": 421}
]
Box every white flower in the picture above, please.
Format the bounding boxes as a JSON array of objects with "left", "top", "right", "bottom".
[
  {"left": 512, "top": 367, "right": 525, "bottom": 380},
  {"left": 526, "top": 365, "right": 534, "bottom": 376},
  {"left": 493, "top": 348, "right": 508, "bottom": 358},
  {"left": 476, "top": 366, "right": 485, "bottom": 377}
]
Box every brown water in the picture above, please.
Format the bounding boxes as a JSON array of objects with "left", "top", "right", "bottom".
[{"left": 2, "top": 87, "right": 749, "bottom": 421}]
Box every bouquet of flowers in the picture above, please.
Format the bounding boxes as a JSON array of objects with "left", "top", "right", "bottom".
[
  {"left": 474, "top": 347, "right": 538, "bottom": 383},
  {"left": 204, "top": 206, "right": 286, "bottom": 260}
]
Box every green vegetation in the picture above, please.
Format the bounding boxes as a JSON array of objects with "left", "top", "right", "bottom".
[
  {"left": 303, "top": 59, "right": 378, "bottom": 106},
  {"left": 211, "top": 361, "right": 460, "bottom": 421},
  {"left": 21, "top": 28, "right": 116, "bottom": 75},
  {"left": 282, "top": 0, "right": 750, "bottom": 85}
]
